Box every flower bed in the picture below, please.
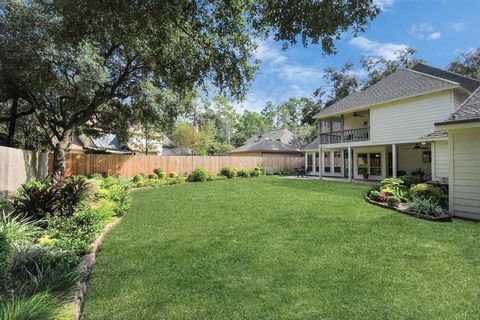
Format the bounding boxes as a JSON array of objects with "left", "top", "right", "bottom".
[{"left": 365, "top": 176, "right": 452, "bottom": 222}]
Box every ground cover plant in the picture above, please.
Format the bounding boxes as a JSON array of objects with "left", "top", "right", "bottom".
[{"left": 83, "top": 177, "right": 480, "bottom": 319}]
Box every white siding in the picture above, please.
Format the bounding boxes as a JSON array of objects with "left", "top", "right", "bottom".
[
  {"left": 433, "top": 140, "right": 448, "bottom": 180},
  {"left": 370, "top": 91, "right": 454, "bottom": 144},
  {"left": 450, "top": 128, "right": 480, "bottom": 219}
]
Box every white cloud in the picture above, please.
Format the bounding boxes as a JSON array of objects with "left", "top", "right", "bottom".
[
  {"left": 373, "top": 0, "right": 396, "bottom": 11},
  {"left": 410, "top": 22, "right": 442, "bottom": 40},
  {"left": 255, "top": 41, "right": 287, "bottom": 66},
  {"left": 447, "top": 22, "right": 467, "bottom": 32},
  {"left": 348, "top": 36, "right": 409, "bottom": 60},
  {"left": 280, "top": 65, "right": 324, "bottom": 82}
]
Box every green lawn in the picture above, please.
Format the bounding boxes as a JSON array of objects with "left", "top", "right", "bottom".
[{"left": 82, "top": 177, "right": 480, "bottom": 320}]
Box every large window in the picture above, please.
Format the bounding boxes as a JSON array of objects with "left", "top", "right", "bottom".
[
  {"left": 334, "top": 151, "right": 341, "bottom": 173},
  {"left": 307, "top": 153, "right": 313, "bottom": 172},
  {"left": 324, "top": 151, "right": 331, "bottom": 173},
  {"left": 357, "top": 152, "right": 382, "bottom": 177},
  {"left": 370, "top": 153, "right": 381, "bottom": 176},
  {"left": 315, "top": 152, "right": 320, "bottom": 172},
  {"left": 357, "top": 153, "right": 368, "bottom": 175}
]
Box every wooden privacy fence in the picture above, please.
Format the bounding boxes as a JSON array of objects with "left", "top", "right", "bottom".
[
  {"left": 50, "top": 154, "right": 303, "bottom": 177},
  {"left": 0, "top": 146, "right": 49, "bottom": 193}
]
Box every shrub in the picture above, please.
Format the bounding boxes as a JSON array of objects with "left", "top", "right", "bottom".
[
  {"left": 237, "top": 169, "right": 250, "bottom": 178},
  {"left": 0, "top": 292, "right": 65, "bottom": 320},
  {"left": 14, "top": 175, "right": 89, "bottom": 219},
  {"left": 378, "top": 191, "right": 388, "bottom": 203},
  {"left": 47, "top": 208, "right": 103, "bottom": 256},
  {"left": 188, "top": 168, "right": 207, "bottom": 182},
  {"left": 0, "top": 194, "right": 14, "bottom": 212},
  {"left": 169, "top": 172, "right": 178, "bottom": 178},
  {"left": 148, "top": 173, "right": 158, "bottom": 180},
  {"left": 405, "top": 195, "right": 445, "bottom": 217},
  {"left": 397, "top": 175, "right": 415, "bottom": 188},
  {"left": 410, "top": 183, "right": 446, "bottom": 205},
  {"left": 14, "top": 179, "right": 57, "bottom": 220},
  {"left": 0, "top": 230, "right": 13, "bottom": 292},
  {"left": 153, "top": 168, "right": 164, "bottom": 177},
  {"left": 206, "top": 174, "right": 227, "bottom": 181},
  {"left": 219, "top": 167, "right": 237, "bottom": 179},
  {"left": 0, "top": 211, "right": 41, "bottom": 244},
  {"left": 387, "top": 196, "right": 401, "bottom": 207},
  {"left": 368, "top": 190, "right": 381, "bottom": 201},
  {"left": 249, "top": 168, "right": 260, "bottom": 177}
]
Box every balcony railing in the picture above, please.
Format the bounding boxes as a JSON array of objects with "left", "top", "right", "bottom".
[{"left": 319, "top": 127, "right": 370, "bottom": 144}]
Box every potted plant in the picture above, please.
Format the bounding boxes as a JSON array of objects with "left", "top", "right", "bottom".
[{"left": 363, "top": 173, "right": 369, "bottom": 179}]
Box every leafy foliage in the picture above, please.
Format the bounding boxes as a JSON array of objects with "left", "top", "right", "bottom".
[
  {"left": 0, "top": 292, "right": 65, "bottom": 320},
  {"left": 188, "top": 168, "right": 208, "bottom": 182},
  {"left": 220, "top": 167, "right": 238, "bottom": 179},
  {"left": 410, "top": 183, "right": 447, "bottom": 206},
  {"left": 447, "top": 48, "right": 480, "bottom": 79},
  {"left": 237, "top": 169, "right": 251, "bottom": 178},
  {"left": 405, "top": 195, "right": 446, "bottom": 217}
]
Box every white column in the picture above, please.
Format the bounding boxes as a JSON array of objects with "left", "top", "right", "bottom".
[
  {"left": 318, "top": 146, "right": 322, "bottom": 179},
  {"left": 348, "top": 146, "right": 352, "bottom": 182},
  {"left": 312, "top": 151, "right": 316, "bottom": 173},
  {"left": 431, "top": 142, "right": 436, "bottom": 181},
  {"left": 392, "top": 144, "right": 397, "bottom": 178},
  {"left": 304, "top": 152, "right": 308, "bottom": 171}
]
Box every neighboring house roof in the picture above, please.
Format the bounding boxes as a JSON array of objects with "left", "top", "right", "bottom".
[
  {"left": 302, "top": 137, "right": 320, "bottom": 151},
  {"left": 230, "top": 129, "right": 302, "bottom": 154},
  {"left": 436, "top": 87, "right": 480, "bottom": 126},
  {"left": 162, "top": 136, "right": 176, "bottom": 148},
  {"left": 314, "top": 67, "right": 462, "bottom": 118},
  {"left": 411, "top": 63, "right": 480, "bottom": 93},
  {"left": 87, "top": 134, "right": 132, "bottom": 154}
]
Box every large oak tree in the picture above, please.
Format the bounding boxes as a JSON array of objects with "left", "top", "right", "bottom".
[{"left": 0, "top": 0, "right": 379, "bottom": 172}]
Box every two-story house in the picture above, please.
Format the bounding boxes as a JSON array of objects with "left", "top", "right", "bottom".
[{"left": 303, "top": 63, "right": 480, "bottom": 184}]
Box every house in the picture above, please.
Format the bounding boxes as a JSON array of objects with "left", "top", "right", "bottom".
[
  {"left": 304, "top": 63, "right": 480, "bottom": 187},
  {"left": 229, "top": 128, "right": 303, "bottom": 157},
  {"left": 435, "top": 87, "right": 480, "bottom": 220}
]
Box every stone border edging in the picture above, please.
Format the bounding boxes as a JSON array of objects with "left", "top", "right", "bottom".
[
  {"left": 70, "top": 217, "right": 123, "bottom": 320},
  {"left": 364, "top": 195, "right": 452, "bottom": 222}
]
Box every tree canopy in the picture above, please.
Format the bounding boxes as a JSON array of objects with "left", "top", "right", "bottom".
[{"left": 0, "top": 0, "right": 380, "bottom": 171}]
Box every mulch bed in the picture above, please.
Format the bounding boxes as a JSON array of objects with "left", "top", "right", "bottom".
[{"left": 364, "top": 195, "right": 452, "bottom": 222}]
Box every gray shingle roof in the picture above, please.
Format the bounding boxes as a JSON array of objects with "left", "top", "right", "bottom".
[
  {"left": 314, "top": 68, "right": 460, "bottom": 118},
  {"left": 436, "top": 87, "right": 480, "bottom": 125},
  {"left": 411, "top": 63, "right": 480, "bottom": 93},
  {"left": 230, "top": 129, "right": 302, "bottom": 154},
  {"left": 302, "top": 137, "right": 320, "bottom": 151}
]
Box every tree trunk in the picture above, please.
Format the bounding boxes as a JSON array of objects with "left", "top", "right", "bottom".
[
  {"left": 7, "top": 98, "right": 18, "bottom": 146},
  {"left": 52, "top": 130, "right": 73, "bottom": 174}
]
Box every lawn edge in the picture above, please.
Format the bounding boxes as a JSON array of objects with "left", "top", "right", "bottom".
[{"left": 70, "top": 216, "right": 123, "bottom": 320}]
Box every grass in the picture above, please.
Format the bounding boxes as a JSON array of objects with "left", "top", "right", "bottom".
[{"left": 82, "top": 177, "right": 480, "bottom": 320}]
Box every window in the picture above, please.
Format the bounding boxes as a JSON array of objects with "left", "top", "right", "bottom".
[
  {"left": 334, "top": 151, "right": 341, "bottom": 173},
  {"left": 423, "top": 151, "right": 431, "bottom": 163},
  {"left": 315, "top": 152, "right": 320, "bottom": 172},
  {"left": 357, "top": 153, "right": 368, "bottom": 175},
  {"left": 307, "top": 153, "right": 313, "bottom": 172},
  {"left": 370, "top": 153, "right": 381, "bottom": 176},
  {"left": 324, "top": 151, "right": 331, "bottom": 173}
]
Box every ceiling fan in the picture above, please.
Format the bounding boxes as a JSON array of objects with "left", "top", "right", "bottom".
[
  {"left": 352, "top": 112, "right": 364, "bottom": 118},
  {"left": 409, "top": 143, "right": 429, "bottom": 150}
]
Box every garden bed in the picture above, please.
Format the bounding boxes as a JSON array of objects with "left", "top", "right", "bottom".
[{"left": 364, "top": 195, "right": 452, "bottom": 222}]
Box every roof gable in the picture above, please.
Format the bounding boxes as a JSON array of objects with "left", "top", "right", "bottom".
[
  {"left": 436, "top": 87, "right": 480, "bottom": 125},
  {"left": 230, "top": 129, "right": 302, "bottom": 153}
]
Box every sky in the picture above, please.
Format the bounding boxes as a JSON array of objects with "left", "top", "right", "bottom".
[{"left": 236, "top": 0, "right": 480, "bottom": 112}]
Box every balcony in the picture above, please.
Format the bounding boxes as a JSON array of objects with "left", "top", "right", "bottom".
[{"left": 319, "top": 127, "right": 370, "bottom": 144}]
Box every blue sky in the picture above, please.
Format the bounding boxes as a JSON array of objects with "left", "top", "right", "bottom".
[{"left": 237, "top": 0, "right": 480, "bottom": 112}]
